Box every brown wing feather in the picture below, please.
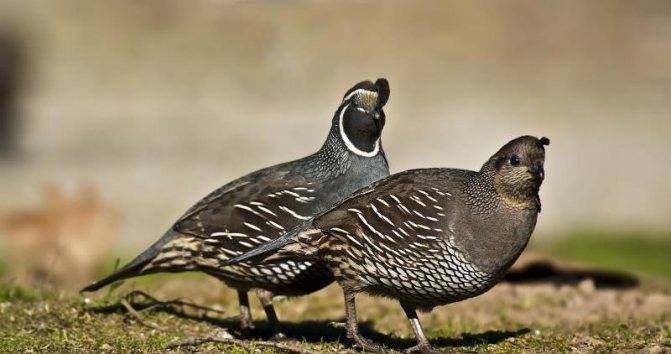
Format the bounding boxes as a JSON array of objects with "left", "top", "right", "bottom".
[
  {"left": 173, "top": 170, "right": 317, "bottom": 256},
  {"left": 302, "top": 169, "right": 493, "bottom": 306}
]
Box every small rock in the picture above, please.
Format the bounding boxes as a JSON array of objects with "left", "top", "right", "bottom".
[
  {"left": 577, "top": 278, "right": 596, "bottom": 294},
  {"left": 100, "top": 344, "right": 112, "bottom": 350},
  {"left": 213, "top": 329, "right": 234, "bottom": 339},
  {"left": 211, "top": 304, "right": 225, "bottom": 312}
]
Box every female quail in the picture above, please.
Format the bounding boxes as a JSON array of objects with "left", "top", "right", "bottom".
[
  {"left": 82, "top": 79, "right": 392, "bottom": 338},
  {"left": 228, "top": 135, "right": 549, "bottom": 352}
]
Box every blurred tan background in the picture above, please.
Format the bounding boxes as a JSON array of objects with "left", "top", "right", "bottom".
[{"left": 0, "top": 1, "right": 670, "bottom": 286}]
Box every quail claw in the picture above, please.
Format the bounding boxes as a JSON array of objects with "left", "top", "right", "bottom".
[
  {"left": 404, "top": 343, "right": 436, "bottom": 354},
  {"left": 350, "top": 335, "right": 384, "bottom": 353},
  {"left": 238, "top": 316, "right": 255, "bottom": 330}
]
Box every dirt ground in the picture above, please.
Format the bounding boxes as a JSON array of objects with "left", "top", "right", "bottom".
[{"left": 1, "top": 265, "right": 670, "bottom": 353}]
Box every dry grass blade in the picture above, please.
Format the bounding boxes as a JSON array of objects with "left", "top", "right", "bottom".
[
  {"left": 124, "top": 290, "right": 228, "bottom": 315},
  {"left": 119, "top": 298, "right": 165, "bottom": 331}
]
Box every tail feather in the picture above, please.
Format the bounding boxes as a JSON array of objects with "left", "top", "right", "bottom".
[
  {"left": 226, "top": 226, "right": 308, "bottom": 266},
  {"left": 80, "top": 230, "right": 176, "bottom": 292}
]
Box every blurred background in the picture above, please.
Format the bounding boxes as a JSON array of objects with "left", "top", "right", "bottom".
[{"left": 0, "top": 0, "right": 669, "bottom": 290}]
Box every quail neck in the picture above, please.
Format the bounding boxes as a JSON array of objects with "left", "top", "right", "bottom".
[{"left": 457, "top": 173, "right": 540, "bottom": 276}]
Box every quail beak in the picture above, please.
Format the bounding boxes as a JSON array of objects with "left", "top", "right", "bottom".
[
  {"left": 373, "top": 111, "right": 381, "bottom": 120},
  {"left": 530, "top": 164, "right": 545, "bottom": 181},
  {"left": 372, "top": 110, "right": 384, "bottom": 130}
]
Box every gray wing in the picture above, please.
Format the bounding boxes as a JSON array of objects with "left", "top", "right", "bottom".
[{"left": 170, "top": 167, "right": 322, "bottom": 260}]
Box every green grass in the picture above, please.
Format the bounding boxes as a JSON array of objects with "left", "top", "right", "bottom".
[
  {"left": 0, "top": 282, "right": 668, "bottom": 353},
  {"left": 533, "top": 230, "right": 671, "bottom": 279},
  {"left": 0, "top": 283, "right": 50, "bottom": 303}
]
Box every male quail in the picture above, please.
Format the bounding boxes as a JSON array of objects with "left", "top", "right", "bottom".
[
  {"left": 228, "top": 135, "right": 550, "bottom": 352},
  {"left": 82, "top": 78, "right": 392, "bottom": 338}
]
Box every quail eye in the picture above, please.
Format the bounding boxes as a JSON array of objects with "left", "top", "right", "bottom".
[{"left": 510, "top": 154, "right": 521, "bottom": 166}]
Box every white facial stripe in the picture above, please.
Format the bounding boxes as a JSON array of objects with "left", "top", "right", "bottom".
[
  {"left": 342, "top": 88, "right": 375, "bottom": 103},
  {"left": 339, "top": 103, "right": 380, "bottom": 157}
]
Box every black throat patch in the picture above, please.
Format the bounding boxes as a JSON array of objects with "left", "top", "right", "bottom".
[{"left": 340, "top": 104, "right": 381, "bottom": 155}]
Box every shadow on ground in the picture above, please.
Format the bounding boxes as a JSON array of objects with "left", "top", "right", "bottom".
[
  {"left": 504, "top": 260, "right": 639, "bottom": 289},
  {"left": 88, "top": 291, "right": 529, "bottom": 351}
]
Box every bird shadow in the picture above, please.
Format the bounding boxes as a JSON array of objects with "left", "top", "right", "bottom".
[
  {"left": 238, "top": 319, "right": 528, "bottom": 351},
  {"left": 85, "top": 291, "right": 529, "bottom": 351},
  {"left": 349, "top": 325, "right": 528, "bottom": 351},
  {"left": 503, "top": 260, "right": 639, "bottom": 289}
]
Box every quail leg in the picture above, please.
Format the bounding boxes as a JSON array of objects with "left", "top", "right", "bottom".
[
  {"left": 342, "top": 289, "right": 383, "bottom": 352},
  {"left": 256, "top": 289, "right": 287, "bottom": 340},
  {"left": 237, "top": 290, "right": 255, "bottom": 330},
  {"left": 401, "top": 304, "right": 434, "bottom": 353}
]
